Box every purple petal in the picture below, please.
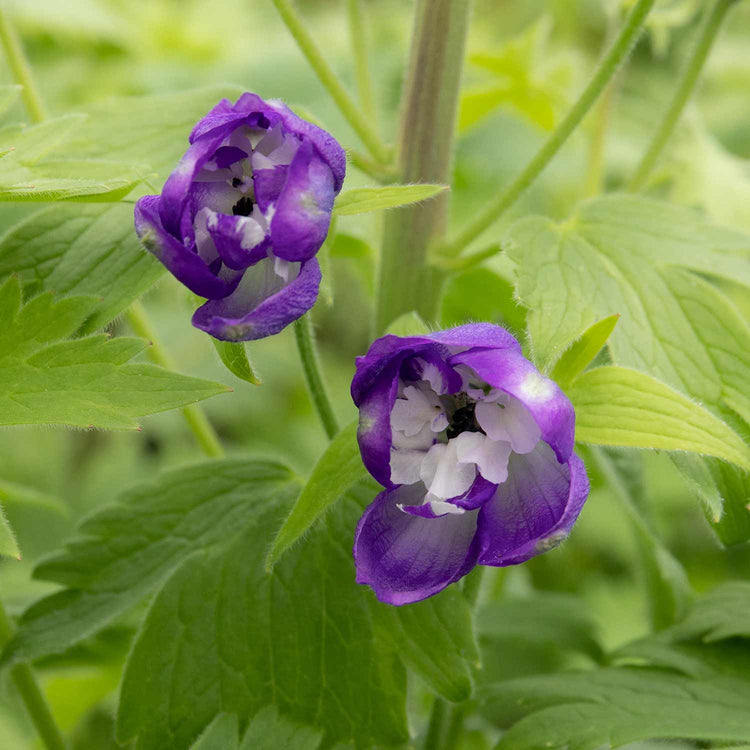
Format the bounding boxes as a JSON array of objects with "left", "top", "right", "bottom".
[
  {"left": 354, "top": 484, "right": 480, "bottom": 605},
  {"left": 188, "top": 93, "right": 278, "bottom": 143},
  {"left": 400, "top": 473, "right": 497, "bottom": 517},
  {"left": 134, "top": 195, "right": 241, "bottom": 299},
  {"left": 476, "top": 443, "right": 589, "bottom": 566},
  {"left": 269, "top": 141, "right": 336, "bottom": 262},
  {"left": 192, "top": 256, "right": 320, "bottom": 341},
  {"left": 158, "top": 134, "right": 227, "bottom": 236},
  {"left": 270, "top": 99, "right": 346, "bottom": 192},
  {"left": 451, "top": 347, "right": 575, "bottom": 463},
  {"left": 207, "top": 212, "right": 269, "bottom": 270},
  {"left": 253, "top": 165, "right": 289, "bottom": 213}
]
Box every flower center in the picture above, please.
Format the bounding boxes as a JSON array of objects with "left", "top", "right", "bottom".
[
  {"left": 445, "top": 398, "right": 481, "bottom": 439},
  {"left": 232, "top": 195, "right": 255, "bottom": 216}
]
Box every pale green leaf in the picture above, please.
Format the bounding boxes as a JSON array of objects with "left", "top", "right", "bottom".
[
  {"left": 266, "top": 420, "right": 365, "bottom": 569},
  {"left": 189, "top": 714, "right": 239, "bottom": 750},
  {"left": 487, "top": 668, "right": 750, "bottom": 750},
  {"left": 0, "top": 156, "right": 146, "bottom": 202},
  {"left": 0, "top": 202, "right": 163, "bottom": 332},
  {"left": 333, "top": 184, "right": 448, "bottom": 216},
  {"left": 386, "top": 311, "right": 430, "bottom": 337},
  {"left": 570, "top": 366, "right": 750, "bottom": 471},
  {"left": 0, "top": 114, "right": 88, "bottom": 166},
  {"left": 66, "top": 86, "right": 244, "bottom": 183},
  {"left": 240, "top": 706, "right": 321, "bottom": 750},
  {"left": 0, "top": 277, "right": 228, "bottom": 430},
  {"left": 668, "top": 582, "right": 750, "bottom": 643},
  {"left": 551, "top": 314, "right": 619, "bottom": 388},
  {"left": 211, "top": 340, "right": 260, "bottom": 385}
]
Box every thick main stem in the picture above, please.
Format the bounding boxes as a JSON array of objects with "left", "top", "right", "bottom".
[
  {"left": 627, "top": 0, "right": 736, "bottom": 191},
  {"left": 375, "top": 0, "right": 471, "bottom": 333},
  {"left": 293, "top": 315, "right": 339, "bottom": 440},
  {"left": 0, "top": 7, "right": 46, "bottom": 123},
  {"left": 0, "top": 603, "right": 66, "bottom": 750},
  {"left": 126, "top": 302, "right": 224, "bottom": 458},
  {"left": 442, "top": 0, "right": 656, "bottom": 257},
  {"left": 271, "top": 0, "right": 389, "bottom": 164}
]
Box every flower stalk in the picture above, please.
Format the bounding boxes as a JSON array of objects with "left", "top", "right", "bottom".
[
  {"left": 0, "top": 601, "right": 66, "bottom": 750},
  {"left": 627, "top": 0, "right": 737, "bottom": 192},
  {"left": 0, "top": 7, "right": 46, "bottom": 123},
  {"left": 441, "top": 0, "right": 657, "bottom": 258},
  {"left": 375, "top": 0, "right": 472, "bottom": 333},
  {"left": 271, "top": 0, "right": 390, "bottom": 164},
  {"left": 293, "top": 314, "right": 339, "bottom": 440},
  {"left": 347, "top": 0, "right": 376, "bottom": 120}
]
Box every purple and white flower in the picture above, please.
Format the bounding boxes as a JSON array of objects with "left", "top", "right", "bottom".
[
  {"left": 351, "top": 324, "right": 589, "bottom": 605},
  {"left": 134, "top": 93, "right": 345, "bottom": 341}
]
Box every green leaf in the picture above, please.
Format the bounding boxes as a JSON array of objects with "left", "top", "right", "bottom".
[
  {"left": 0, "top": 202, "right": 163, "bottom": 332},
  {"left": 116, "top": 475, "right": 407, "bottom": 750},
  {"left": 551, "top": 314, "right": 619, "bottom": 388},
  {"left": 239, "top": 706, "right": 321, "bottom": 750},
  {"left": 66, "top": 86, "right": 244, "bottom": 183},
  {"left": 0, "top": 277, "right": 228, "bottom": 430},
  {"left": 3, "top": 462, "right": 408, "bottom": 750},
  {"left": 211, "top": 339, "right": 260, "bottom": 385},
  {"left": 189, "top": 714, "right": 239, "bottom": 750},
  {"left": 266, "top": 420, "right": 366, "bottom": 569},
  {"left": 0, "top": 503, "right": 20, "bottom": 560},
  {"left": 333, "top": 184, "right": 448, "bottom": 216},
  {"left": 370, "top": 584, "right": 479, "bottom": 702},
  {"left": 569, "top": 366, "right": 750, "bottom": 471},
  {"left": 385, "top": 311, "right": 430, "bottom": 337},
  {"left": 486, "top": 668, "right": 750, "bottom": 749},
  {"left": 0, "top": 156, "right": 145, "bottom": 202},
  {"left": 329, "top": 233, "right": 375, "bottom": 296},
  {"left": 667, "top": 582, "right": 750, "bottom": 643},
  {"left": 477, "top": 593, "right": 603, "bottom": 663},
  {"left": 0, "top": 114, "right": 88, "bottom": 165}
]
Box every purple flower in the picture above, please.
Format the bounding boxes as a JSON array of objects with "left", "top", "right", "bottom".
[
  {"left": 351, "top": 324, "right": 589, "bottom": 605},
  {"left": 134, "top": 93, "right": 345, "bottom": 341}
]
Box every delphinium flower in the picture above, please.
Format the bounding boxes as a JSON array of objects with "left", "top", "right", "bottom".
[
  {"left": 134, "top": 93, "right": 345, "bottom": 341},
  {"left": 351, "top": 324, "right": 589, "bottom": 605}
]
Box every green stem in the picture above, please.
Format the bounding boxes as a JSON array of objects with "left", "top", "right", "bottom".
[
  {"left": 347, "top": 0, "right": 376, "bottom": 119},
  {"left": 126, "top": 301, "right": 224, "bottom": 458},
  {"left": 442, "top": 0, "right": 656, "bottom": 257},
  {"left": 627, "top": 0, "right": 736, "bottom": 191},
  {"left": 0, "top": 603, "right": 66, "bottom": 750},
  {"left": 422, "top": 696, "right": 447, "bottom": 750},
  {"left": 374, "top": 0, "right": 472, "bottom": 333},
  {"left": 293, "top": 315, "right": 339, "bottom": 440},
  {"left": 271, "top": 0, "right": 390, "bottom": 164},
  {"left": 0, "top": 6, "right": 46, "bottom": 123}
]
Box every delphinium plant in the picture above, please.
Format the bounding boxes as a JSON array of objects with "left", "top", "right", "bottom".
[{"left": 0, "top": 0, "right": 749, "bottom": 748}]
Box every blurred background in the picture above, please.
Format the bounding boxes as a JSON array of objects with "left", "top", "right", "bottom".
[{"left": 0, "top": 0, "right": 749, "bottom": 746}]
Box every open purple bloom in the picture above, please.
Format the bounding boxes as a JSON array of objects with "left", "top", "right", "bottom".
[
  {"left": 134, "top": 93, "right": 345, "bottom": 341},
  {"left": 351, "top": 324, "right": 589, "bottom": 605}
]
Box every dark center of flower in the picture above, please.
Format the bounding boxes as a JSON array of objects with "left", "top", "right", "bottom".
[
  {"left": 446, "top": 401, "right": 481, "bottom": 439},
  {"left": 232, "top": 196, "right": 254, "bottom": 217}
]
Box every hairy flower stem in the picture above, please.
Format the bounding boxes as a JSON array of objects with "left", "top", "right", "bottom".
[
  {"left": 0, "top": 7, "right": 46, "bottom": 123},
  {"left": 293, "top": 314, "right": 339, "bottom": 440},
  {"left": 375, "top": 0, "right": 471, "bottom": 333},
  {"left": 0, "top": 602, "right": 66, "bottom": 750},
  {"left": 627, "top": 0, "right": 737, "bottom": 191},
  {"left": 347, "top": 0, "right": 376, "bottom": 120},
  {"left": 441, "top": 0, "right": 656, "bottom": 258},
  {"left": 271, "top": 0, "right": 389, "bottom": 164},
  {"left": 126, "top": 302, "right": 224, "bottom": 458}
]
